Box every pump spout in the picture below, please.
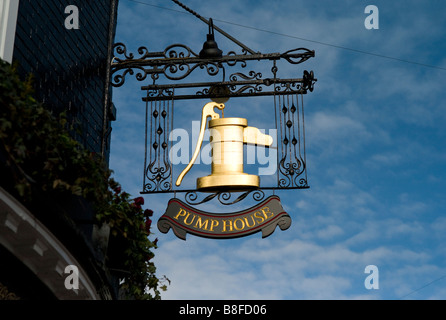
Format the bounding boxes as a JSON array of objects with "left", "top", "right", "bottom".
[{"left": 243, "top": 126, "right": 273, "bottom": 147}]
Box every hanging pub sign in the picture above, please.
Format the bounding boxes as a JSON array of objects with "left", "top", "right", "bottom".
[
  {"left": 158, "top": 195, "right": 290, "bottom": 240},
  {"left": 110, "top": 1, "right": 317, "bottom": 241},
  {"left": 153, "top": 99, "right": 297, "bottom": 241},
  {"left": 155, "top": 101, "right": 290, "bottom": 241}
]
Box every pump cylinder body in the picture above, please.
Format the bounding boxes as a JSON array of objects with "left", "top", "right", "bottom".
[{"left": 197, "top": 117, "right": 259, "bottom": 191}]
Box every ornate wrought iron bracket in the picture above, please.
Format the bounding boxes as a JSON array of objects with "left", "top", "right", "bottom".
[
  {"left": 110, "top": 12, "right": 317, "bottom": 208},
  {"left": 111, "top": 43, "right": 315, "bottom": 88}
]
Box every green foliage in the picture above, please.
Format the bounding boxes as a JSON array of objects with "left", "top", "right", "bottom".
[
  {"left": 0, "top": 59, "right": 168, "bottom": 299},
  {"left": 99, "top": 181, "right": 170, "bottom": 299}
]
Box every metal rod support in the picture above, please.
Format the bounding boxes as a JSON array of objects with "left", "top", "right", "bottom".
[
  {"left": 170, "top": 0, "right": 257, "bottom": 54},
  {"left": 142, "top": 89, "right": 307, "bottom": 102}
]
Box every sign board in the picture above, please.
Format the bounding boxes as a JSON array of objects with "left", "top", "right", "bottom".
[{"left": 157, "top": 195, "right": 291, "bottom": 240}]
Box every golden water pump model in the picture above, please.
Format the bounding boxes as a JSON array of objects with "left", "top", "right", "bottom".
[{"left": 176, "top": 102, "right": 273, "bottom": 191}]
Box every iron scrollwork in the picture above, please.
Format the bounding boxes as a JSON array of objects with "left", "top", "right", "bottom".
[
  {"left": 276, "top": 94, "right": 308, "bottom": 189},
  {"left": 111, "top": 42, "right": 315, "bottom": 87},
  {"left": 112, "top": 42, "right": 226, "bottom": 86},
  {"left": 142, "top": 69, "right": 315, "bottom": 102},
  {"left": 143, "top": 88, "right": 174, "bottom": 192},
  {"left": 302, "top": 70, "right": 316, "bottom": 92},
  {"left": 111, "top": 43, "right": 156, "bottom": 87},
  {"left": 280, "top": 48, "right": 315, "bottom": 65},
  {"left": 185, "top": 189, "right": 265, "bottom": 206},
  {"left": 111, "top": 37, "right": 316, "bottom": 199}
]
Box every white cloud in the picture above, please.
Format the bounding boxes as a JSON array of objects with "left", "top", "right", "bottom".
[{"left": 154, "top": 231, "right": 439, "bottom": 299}]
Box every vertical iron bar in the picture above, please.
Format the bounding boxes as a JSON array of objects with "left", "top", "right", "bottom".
[
  {"left": 149, "top": 97, "right": 154, "bottom": 188},
  {"left": 295, "top": 93, "right": 301, "bottom": 160},
  {"left": 286, "top": 94, "right": 292, "bottom": 169},
  {"left": 170, "top": 90, "right": 175, "bottom": 190},
  {"left": 278, "top": 95, "right": 284, "bottom": 161},
  {"left": 159, "top": 99, "right": 163, "bottom": 188},
  {"left": 162, "top": 98, "right": 166, "bottom": 173},
  {"left": 301, "top": 93, "right": 308, "bottom": 184},
  {"left": 273, "top": 61, "right": 279, "bottom": 189},
  {"left": 143, "top": 92, "right": 149, "bottom": 191}
]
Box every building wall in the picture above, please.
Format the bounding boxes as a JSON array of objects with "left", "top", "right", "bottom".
[
  {"left": 3, "top": 0, "right": 120, "bottom": 299},
  {"left": 12, "top": 0, "right": 117, "bottom": 163},
  {"left": 0, "top": 0, "right": 19, "bottom": 63}
]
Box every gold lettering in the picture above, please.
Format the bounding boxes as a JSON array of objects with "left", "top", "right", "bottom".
[
  {"left": 183, "top": 212, "right": 196, "bottom": 225},
  {"left": 171, "top": 204, "right": 278, "bottom": 235},
  {"left": 244, "top": 215, "right": 256, "bottom": 228},
  {"left": 193, "top": 216, "right": 209, "bottom": 230},
  {"left": 233, "top": 218, "right": 245, "bottom": 231},
  {"left": 254, "top": 211, "right": 265, "bottom": 224},
  {"left": 222, "top": 219, "right": 233, "bottom": 232},
  {"left": 209, "top": 219, "right": 219, "bottom": 232},
  {"left": 174, "top": 208, "right": 187, "bottom": 220},
  {"left": 262, "top": 206, "right": 274, "bottom": 220}
]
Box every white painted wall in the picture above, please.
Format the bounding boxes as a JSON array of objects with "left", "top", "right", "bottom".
[{"left": 0, "top": 0, "right": 19, "bottom": 63}]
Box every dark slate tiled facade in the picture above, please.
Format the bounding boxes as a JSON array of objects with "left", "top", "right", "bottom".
[{"left": 12, "top": 0, "right": 117, "bottom": 163}]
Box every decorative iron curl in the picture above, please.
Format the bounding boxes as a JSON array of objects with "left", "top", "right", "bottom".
[
  {"left": 146, "top": 87, "right": 174, "bottom": 99},
  {"left": 229, "top": 71, "right": 262, "bottom": 82},
  {"left": 163, "top": 61, "right": 222, "bottom": 80},
  {"left": 162, "top": 44, "right": 222, "bottom": 80},
  {"left": 144, "top": 164, "right": 172, "bottom": 192},
  {"left": 111, "top": 66, "right": 152, "bottom": 87},
  {"left": 297, "top": 178, "right": 308, "bottom": 187},
  {"left": 292, "top": 158, "right": 307, "bottom": 187},
  {"left": 113, "top": 42, "right": 134, "bottom": 60},
  {"left": 196, "top": 87, "right": 210, "bottom": 96},
  {"left": 226, "top": 50, "right": 248, "bottom": 67},
  {"left": 113, "top": 43, "right": 152, "bottom": 61},
  {"left": 184, "top": 189, "right": 265, "bottom": 206},
  {"left": 302, "top": 70, "right": 316, "bottom": 92},
  {"left": 281, "top": 48, "right": 315, "bottom": 65},
  {"left": 230, "top": 83, "right": 263, "bottom": 95},
  {"left": 164, "top": 44, "right": 199, "bottom": 59},
  {"left": 277, "top": 157, "right": 306, "bottom": 188},
  {"left": 111, "top": 68, "right": 130, "bottom": 87},
  {"left": 274, "top": 81, "right": 303, "bottom": 94}
]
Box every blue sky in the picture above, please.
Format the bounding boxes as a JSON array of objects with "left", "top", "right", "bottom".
[{"left": 109, "top": 0, "right": 446, "bottom": 299}]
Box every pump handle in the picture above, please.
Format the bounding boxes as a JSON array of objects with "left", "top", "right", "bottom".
[{"left": 175, "top": 102, "right": 225, "bottom": 186}]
